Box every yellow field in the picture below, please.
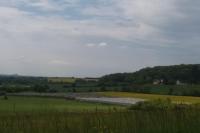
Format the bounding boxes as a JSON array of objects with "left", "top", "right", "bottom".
[
  {"left": 100, "top": 92, "right": 200, "bottom": 104},
  {"left": 48, "top": 77, "right": 76, "bottom": 83}
]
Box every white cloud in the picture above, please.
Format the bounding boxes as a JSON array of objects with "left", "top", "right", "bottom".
[
  {"left": 0, "top": 1, "right": 179, "bottom": 47},
  {"left": 0, "top": 0, "right": 200, "bottom": 76},
  {"left": 0, "top": 0, "right": 79, "bottom": 11},
  {"left": 25, "top": 0, "right": 78, "bottom": 11},
  {"left": 86, "top": 43, "right": 96, "bottom": 47},
  {"left": 86, "top": 42, "right": 108, "bottom": 48},
  {"left": 0, "top": 6, "right": 137, "bottom": 43},
  {"left": 114, "top": 0, "right": 176, "bottom": 20},
  {"left": 49, "top": 59, "right": 71, "bottom": 66},
  {"left": 0, "top": 7, "right": 28, "bottom": 18},
  {"left": 29, "top": 0, "right": 57, "bottom": 11},
  {"left": 82, "top": 6, "right": 118, "bottom": 17},
  {"left": 98, "top": 42, "right": 107, "bottom": 47}
]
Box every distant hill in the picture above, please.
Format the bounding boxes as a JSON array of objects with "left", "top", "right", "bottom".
[
  {"left": 0, "top": 75, "right": 47, "bottom": 85},
  {"left": 100, "top": 64, "right": 200, "bottom": 86}
]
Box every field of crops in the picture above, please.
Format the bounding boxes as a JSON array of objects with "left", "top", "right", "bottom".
[{"left": 100, "top": 92, "right": 200, "bottom": 104}]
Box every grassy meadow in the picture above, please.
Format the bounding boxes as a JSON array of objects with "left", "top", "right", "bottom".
[
  {"left": 0, "top": 96, "right": 199, "bottom": 133},
  {"left": 0, "top": 105, "right": 199, "bottom": 133},
  {"left": 0, "top": 96, "right": 122, "bottom": 112}
]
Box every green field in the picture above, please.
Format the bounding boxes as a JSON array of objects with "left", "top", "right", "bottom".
[
  {"left": 0, "top": 110, "right": 199, "bottom": 133},
  {"left": 100, "top": 92, "right": 200, "bottom": 104},
  {"left": 0, "top": 96, "right": 199, "bottom": 133},
  {"left": 48, "top": 77, "right": 76, "bottom": 84},
  {"left": 0, "top": 96, "right": 123, "bottom": 112}
]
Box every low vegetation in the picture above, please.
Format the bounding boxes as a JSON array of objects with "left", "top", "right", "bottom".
[
  {"left": 0, "top": 97, "right": 199, "bottom": 133},
  {"left": 100, "top": 92, "right": 200, "bottom": 104},
  {"left": 0, "top": 96, "right": 122, "bottom": 112},
  {"left": 128, "top": 98, "right": 200, "bottom": 110}
]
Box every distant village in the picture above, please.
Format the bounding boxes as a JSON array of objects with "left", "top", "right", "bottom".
[{"left": 153, "top": 79, "right": 185, "bottom": 85}]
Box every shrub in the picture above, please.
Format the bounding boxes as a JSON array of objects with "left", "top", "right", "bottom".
[{"left": 128, "top": 98, "right": 175, "bottom": 110}]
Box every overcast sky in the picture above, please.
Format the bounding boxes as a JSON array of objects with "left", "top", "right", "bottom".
[{"left": 0, "top": 0, "right": 200, "bottom": 77}]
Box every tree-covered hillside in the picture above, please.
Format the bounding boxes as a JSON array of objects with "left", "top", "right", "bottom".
[{"left": 100, "top": 64, "right": 200, "bottom": 86}]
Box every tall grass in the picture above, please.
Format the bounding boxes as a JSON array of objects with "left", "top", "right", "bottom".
[
  {"left": 0, "top": 108, "right": 199, "bottom": 133},
  {"left": 0, "top": 97, "right": 199, "bottom": 133}
]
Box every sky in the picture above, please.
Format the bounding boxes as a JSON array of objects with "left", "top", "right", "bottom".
[{"left": 0, "top": 0, "right": 200, "bottom": 77}]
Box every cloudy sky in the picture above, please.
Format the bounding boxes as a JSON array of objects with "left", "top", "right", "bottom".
[{"left": 0, "top": 0, "right": 199, "bottom": 77}]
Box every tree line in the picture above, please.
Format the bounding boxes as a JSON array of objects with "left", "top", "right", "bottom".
[{"left": 99, "top": 64, "right": 200, "bottom": 86}]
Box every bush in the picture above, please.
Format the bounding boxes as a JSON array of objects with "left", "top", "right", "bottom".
[
  {"left": 33, "top": 84, "right": 49, "bottom": 92},
  {"left": 128, "top": 99, "right": 200, "bottom": 111},
  {"left": 47, "top": 88, "right": 58, "bottom": 93},
  {"left": 100, "top": 86, "right": 107, "bottom": 92},
  {"left": 128, "top": 98, "right": 175, "bottom": 110}
]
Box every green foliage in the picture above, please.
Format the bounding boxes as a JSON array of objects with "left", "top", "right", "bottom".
[
  {"left": 98, "top": 64, "right": 200, "bottom": 96},
  {"left": 1, "top": 64, "right": 200, "bottom": 95},
  {"left": 0, "top": 85, "right": 32, "bottom": 93},
  {"left": 0, "top": 75, "right": 49, "bottom": 93},
  {"left": 0, "top": 107, "right": 199, "bottom": 133},
  {"left": 33, "top": 84, "right": 49, "bottom": 93},
  {"left": 100, "top": 86, "right": 107, "bottom": 92},
  {"left": 128, "top": 98, "right": 200, "bottom": 111},
  {"left": 0, "top": 96, "right": 199, "bottom": 133},
  {"left": 100, "top": 64, "right": 200, "bottom": 85},
  {"left": 0, "top": 75, "right": 47, "bottom": 85},
  {"left": 128, "top": 99, "right": 174, "bottom": 110}
]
